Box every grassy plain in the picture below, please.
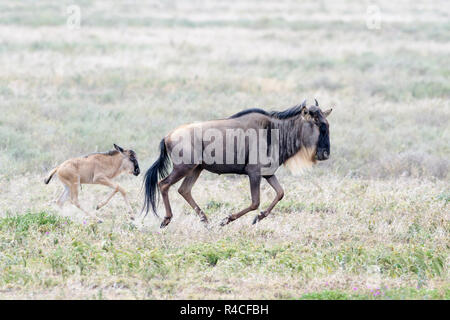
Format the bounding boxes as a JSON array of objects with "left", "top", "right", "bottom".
[{"left": 0, "top": 0, "right": 448, "bottom": 299}]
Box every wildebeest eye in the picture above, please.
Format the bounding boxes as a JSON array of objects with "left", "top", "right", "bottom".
[
  {"left": 310, "top": 111, "right": 319, "bottom": 118},
  {"left": 309, "top": 111, "right": 319, "bottom": 121}
]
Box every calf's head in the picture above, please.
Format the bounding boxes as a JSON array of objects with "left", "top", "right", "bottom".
[{"left": 114, "top": 144, "right": 140, "bottom": 176}]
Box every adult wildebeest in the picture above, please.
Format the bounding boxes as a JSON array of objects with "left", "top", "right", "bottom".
[
  {"left": 45, "top": 144, "right": 140, "bottom": 222},
  {"left": 143, "top": 100, "right": 332, "bottom": 228}
]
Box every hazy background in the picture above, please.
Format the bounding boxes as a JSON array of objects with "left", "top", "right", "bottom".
[
  {"left": 0, "top": 0, "right": 448, "bottom": 179},
  {"left": 0, "top": 0, "right": 448, "bottom": 299}
]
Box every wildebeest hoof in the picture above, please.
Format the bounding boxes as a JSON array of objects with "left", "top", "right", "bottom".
[
  {"left": 201, "top": 218, "right": 211, "bottom": 229},
  {"left": 97, "top": 219, "right": 103, "bottom": 224},
  {"left": 203, "top": 222, "right": 213, "bottom": 230},
  {"left": 160, "top": 217, "right": 171, "bottom": 228},
  {"left": 95, "top": 205, "right": 101, "bottom": 210},
  {"left": 220, "top": 215, "right": 233, "bottom": 227},
  {"left": 252, "top": 212, "right": 266, "bottom": 225}
]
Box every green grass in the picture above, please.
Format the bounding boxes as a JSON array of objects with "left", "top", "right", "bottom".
[
  {"left": 0, "top": 212, "right": 447, "bottom": 299},
  {"left": 0, "top": 211, "right": 69, "bottom": 234},
  {"left": 300, "top": 287, "right": 450, "bottom": 300}
]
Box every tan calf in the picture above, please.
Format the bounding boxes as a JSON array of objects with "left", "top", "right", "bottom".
[{"left": 45, "top": 144, "right": 140, "bottom": 222}]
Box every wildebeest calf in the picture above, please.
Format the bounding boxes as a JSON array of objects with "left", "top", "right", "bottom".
[{"left": 44, "top": 144, "right": 140, "bottom": 222}]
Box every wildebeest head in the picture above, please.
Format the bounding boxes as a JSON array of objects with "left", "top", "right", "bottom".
[
  {"left": 301, "top": 99, "right": 332, "bottom": 161},
  {"left": 114, "top": 144, "right": 140, "bottom": 176}
]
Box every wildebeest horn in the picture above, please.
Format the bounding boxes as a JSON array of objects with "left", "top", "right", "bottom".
[
  {"left": 301, "top": 100, "right": 307, "bottom": 108},
  {"left": 315, "top": 99, "right": 319, "bottom": 106},
  {"left": 114, "top": 144, "right": 124, "bottom": 153}
]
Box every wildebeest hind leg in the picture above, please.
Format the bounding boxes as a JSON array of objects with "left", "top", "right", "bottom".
[
  {"left": 178, "top": 167, "right": 208, "bottom": 224},
  {"left": 68, "top": 182, "right": 102, "bottom": 223},
  {"left": 220, "top": 173, "right": 261, "bottom": 226},
  {"left": 253, "top": 175, "right": 284, "bottom": 224},
  {"left": 52, "top": 187, "right": 64, "bottom": 204},
  {"left": 56, "top": 185, "right": 70, "bottom": 208},
  {"left": 159, "top": 165, "right": 196, "bottom": 228}
]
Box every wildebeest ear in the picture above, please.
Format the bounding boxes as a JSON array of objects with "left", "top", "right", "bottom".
[
  {"left": 301, "top": 99, "right": 307, "bottom": 108},
  {"left": 323, "top": 108, "right": 333, "bottom": 117},
  {"left": 114, "top": 144, "right": 124, "bottom": 153}
]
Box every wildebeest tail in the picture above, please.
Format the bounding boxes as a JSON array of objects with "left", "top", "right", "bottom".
[
  {"left": 143, "top": 139, "right": 170, "bottom": 217},
  {"left": 44, "top": 167, "right": 58, "bottom": 184}
]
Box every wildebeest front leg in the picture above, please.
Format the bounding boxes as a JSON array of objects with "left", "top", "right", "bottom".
[
  {"left": 178, "top": 167, "right": 208, "bottom": 224},
  {"left": 253, "top": 175, "right": 284, "bottom": 224},
  {"left": 220, "top": 173, "right": 261, "bottom": 226},
  {"left": 94, "top": 176, "right": 134, "bottom": 217},
  {"left": 96, "top": 188, "right": 118, "bottom": 210}
]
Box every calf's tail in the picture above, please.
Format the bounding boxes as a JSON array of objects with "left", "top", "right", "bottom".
[{"left": 44, "top": 167, "right": 58, "bottom": 184}]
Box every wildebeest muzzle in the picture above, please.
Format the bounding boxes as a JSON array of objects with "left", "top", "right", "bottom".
[
  {"left": 316, "top": 148, "right": 329, "bottom": 161},
  {"left": 315, "top": 121, "right": 330, "bottom": 161},
  {"left": 133, "top": 161, "right": 140, "bottom": 176}
]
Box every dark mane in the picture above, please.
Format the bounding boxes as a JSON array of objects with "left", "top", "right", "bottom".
[
  {"left": 269, "top": 104, "right": 304, "bottom": 119},
  {"left": 83, "top": 150, "right": 119, "bottom": 158},
  {"left": 266, "top": 118, "right": 303, "bottom": 164},
  {"left": 229, "top": 108, "right": 269, "bottom": 119},
  {"left": 229, "top": 104, "right": 304, "bottom": 120}
]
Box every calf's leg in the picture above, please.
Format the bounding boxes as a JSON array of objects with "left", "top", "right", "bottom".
[
  {"left": 68, "top": 181, "right": 102, "bottom": 223},
  {"left": 55, "top": 185, "right": 70, "bottom": 207},
  {"left": 94, "top": 176, "right": 133, "bottom": 217}
]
